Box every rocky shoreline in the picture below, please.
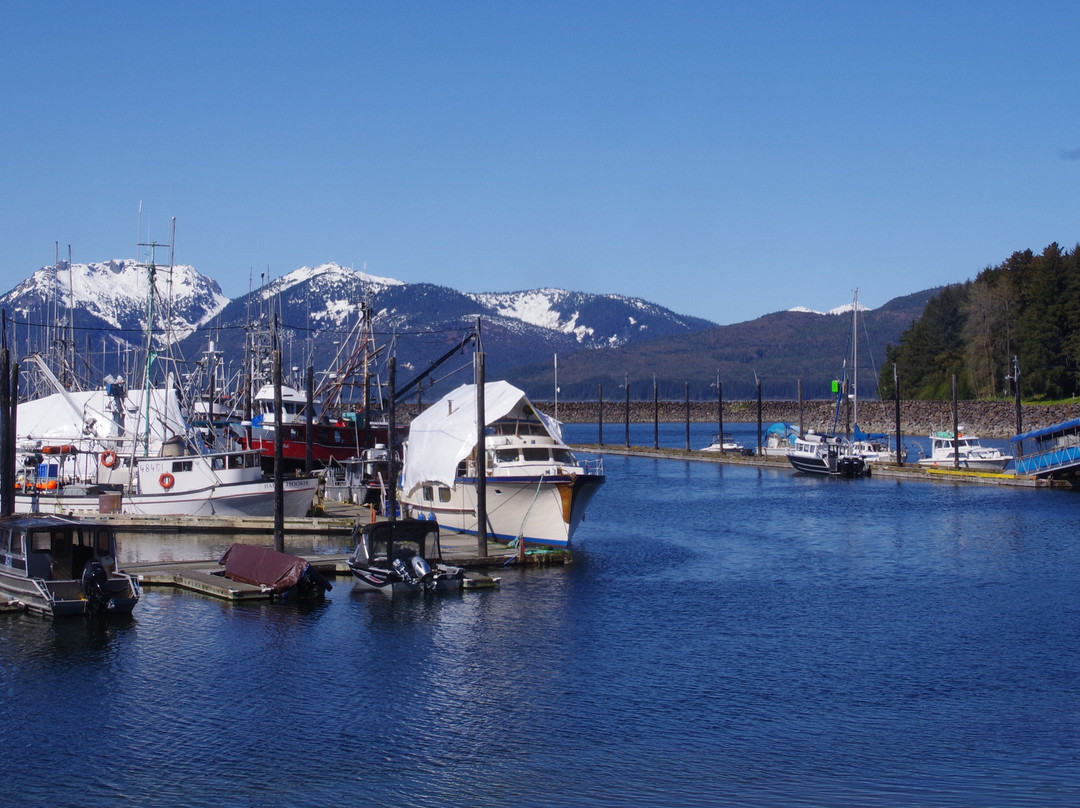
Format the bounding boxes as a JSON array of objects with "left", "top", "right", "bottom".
[{"left": 533, "top": 400, "right": 1080, "bottom": 440}]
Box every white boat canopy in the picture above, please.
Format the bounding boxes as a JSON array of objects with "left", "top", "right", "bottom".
[
  {"left": 17, "top": 384, "right": 189, "bottom": 450},
  {"left": 401, "top": 381, "right": 561, "bottom": 492}
]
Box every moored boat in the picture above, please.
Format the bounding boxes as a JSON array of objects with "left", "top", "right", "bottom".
[
  {"left": 399, "top": 381, "right": 605, "bottom": 547},
  {"left": 787, "top": 432, "right": 867, "bottom": 477},
  {"left": 0, "top": 514, "right": 140, "bottom": 617},
  {"left": 759, "top": 422, "right": 799, "bottom": 456},
  {"left": 1011, "top": 418, "right": 1080, "bottom": 478},
  {"left": 701, "top": 433, "right": 752, "bottom": 455},
  {"left": 218, "top": 543, "right": 332, "bottom": 600},
  {"left": 347, "top": 518, "right": 464, "bottom": 595},
  {"left": 917, "top": 429, "right": 1013, "bottom": 472},
  {"left": 15, "top": 443, "right": 319, "bottom": 518}
]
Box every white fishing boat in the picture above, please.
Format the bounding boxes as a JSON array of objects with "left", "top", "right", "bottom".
[
  {"left": 0, "top": 514, "right": 140, "bottom": 617},
  {"left": 917, "top": 429, "right": 1013, "bottom": 472},
  {"left": 14, "top": 365, "right": 318, "bottom": 518},
  {"left": 399, "top": 381, "right": 605, "bottom": 548}
]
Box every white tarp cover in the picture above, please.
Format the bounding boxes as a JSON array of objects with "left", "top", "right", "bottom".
[
  {"left": 17, "top": 386, "right": 189, "bottom": 450},
  {"left": 401, "top": 381, "right": 560, "bottom": 492}
]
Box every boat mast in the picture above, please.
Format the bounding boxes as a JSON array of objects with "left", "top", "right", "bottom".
[{"left": 852, "top": 288, "right": 858, "bottom": 429}]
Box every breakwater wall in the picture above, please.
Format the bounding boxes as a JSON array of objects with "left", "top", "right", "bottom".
[{"left": 528, "top": 400, "right": 1080, "bottom": 439}]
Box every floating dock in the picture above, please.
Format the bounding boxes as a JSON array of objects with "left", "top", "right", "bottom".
[
  {"left": 117, "top": 505, "right": 554, "bottom": 602},
  {"left": 583, "top": 444, "right": 1060, "bottom": 487},
  {"left": 125, "top": 550, "right": 507, "bottom": 601}
]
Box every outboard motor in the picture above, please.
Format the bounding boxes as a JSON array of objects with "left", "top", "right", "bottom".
[
  {"left": 392, "top": 557, "right": 414, "bottom": 583},
  {"left": 81, "top": 561, "right": 110, "bottom": 615},
  {"left": 410, "top": 556, "right": 434, "bottom": 586}
]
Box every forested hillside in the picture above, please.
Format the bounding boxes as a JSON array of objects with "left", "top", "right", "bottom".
[{"left": 879, "top": 243, "right": 1080, "bottom": 400}]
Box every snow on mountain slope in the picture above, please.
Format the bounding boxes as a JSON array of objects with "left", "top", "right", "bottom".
[
  {"left": 2, "top": 259, "right": 227, "bottom": 336},
  {"left": 264, "top": 263, "right": 405, "bottom": 326}
]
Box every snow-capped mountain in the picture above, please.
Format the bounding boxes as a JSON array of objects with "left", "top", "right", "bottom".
[
  {"left": 0, "top": 260, "right": 714, "bottom": 395},
  {"left": 197, "top": 263, "right": 715, "bottom": 384},
  {"left": 0, "top": 259, "right": 228, "bottom": 340}
]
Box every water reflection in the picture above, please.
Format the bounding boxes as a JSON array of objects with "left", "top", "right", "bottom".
[{"left": 4, "top": 450, "right": 1080, "bottom": 806}]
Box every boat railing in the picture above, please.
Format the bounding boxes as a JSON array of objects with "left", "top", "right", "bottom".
[
  {"left": 30, "top": 577, "right": 55, "bottom": 605},
  {"left": 1014, "top": 442, "right": 1080, "bottom": 476}
]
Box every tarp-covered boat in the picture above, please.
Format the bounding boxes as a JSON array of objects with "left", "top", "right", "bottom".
[
  {"left": 399, "top": 381, "right": 604, "bottom": 547},
  {"left": 218, "top": 543, "right": 332, "bottom": 599}
]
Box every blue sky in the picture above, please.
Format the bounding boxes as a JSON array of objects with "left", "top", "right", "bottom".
[{"left": 3, "top": 1, "right": 1079, "bottom": 325}]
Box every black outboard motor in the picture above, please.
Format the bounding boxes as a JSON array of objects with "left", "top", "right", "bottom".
[{"left": 81, "top": 561, "right": 110, "bottom": 615}]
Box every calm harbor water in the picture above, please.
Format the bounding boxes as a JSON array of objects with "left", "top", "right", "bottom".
[{"left": 3, "top": 422, "right": 1078, "bottom": 807}]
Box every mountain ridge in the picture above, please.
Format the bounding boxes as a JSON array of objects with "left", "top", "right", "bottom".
[{"left": 0, "top": 259, "right": 937, "bottom": 403}]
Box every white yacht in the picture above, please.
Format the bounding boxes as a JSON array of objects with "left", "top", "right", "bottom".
[{"left": 399, "top": 381, "right": 605, "bottom": 547}]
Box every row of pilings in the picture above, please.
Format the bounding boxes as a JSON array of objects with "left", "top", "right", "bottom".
[
  {"left": 529, "top": 399, "right": 1080, "bottom": 441},
  {"left": 389, "top": 396, "right": 1079, "bottom": 442}
]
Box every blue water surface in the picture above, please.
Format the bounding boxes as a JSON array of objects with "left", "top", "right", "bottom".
[{"left": 2, "top": 425, "right": 1078, "bottom": 807}]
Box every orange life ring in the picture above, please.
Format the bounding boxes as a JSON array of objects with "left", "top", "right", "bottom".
[
  {"left": 159, "top": 472, "right": 175, "bottom": 490},
  {"left": 101, "top": 451, "right": 118, "bottom": 468}
]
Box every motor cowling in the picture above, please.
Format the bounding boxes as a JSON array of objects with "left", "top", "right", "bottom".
[
  {"left": 81, "top": 561, "right": 110, "bottom": 615},
  {"left": 410, "top": 556, "right": 433, "bottom": 582}
]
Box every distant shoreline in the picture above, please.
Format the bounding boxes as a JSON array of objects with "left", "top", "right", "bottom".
[{"left": 527, "top": 399, "right": 1080, "bottom": 440}]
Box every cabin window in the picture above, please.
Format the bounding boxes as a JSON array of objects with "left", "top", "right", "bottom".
[
  {"left": 101, "top": 531, "right": 111, "bottom": 554},
  {"left": 422, "top": 485, "right": 434, "bottom": 502},
  {"left": 522, "top": 448, "right": 550, "bottom": 462},
  {"left": 31, "top": 531, "right": 54, "bottom": 553},
  {"left": 438, "top": 487, "right": 451, "bottom": 503},
  {"left": 456, "top": 461, "right": 468, "bottom": 477},
  {"left": 0, "top": 530, "right": 8, "bottom": 554},
  {"left": 552, "top": 449, "right": 575, "bottom": 464},
  {"left": 289, "top": 428, "right": 301, "bottom": 440},
  {"left": 495, "top": 449, "right": 518, "bottom": 463},
  {"left": 172, "top": 461, "right": 193, "bottom": 473},
  {"left": 334, "top": 431, "right": 343, "bottom": 444}
]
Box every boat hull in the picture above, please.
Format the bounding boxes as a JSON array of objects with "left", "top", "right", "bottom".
[
  {"left": 401, "top": 473, "right": 605, "bottom": 547},
  {"left": 788, "top": 452, "right": 866, "bottom": 477},
  {"left": 349, "top": 568, "right": 463, "bottom": 596},
  {"left": 917, "top": 457, "right": 1011, "bottom": 473},
  {"left": 14, "top": 477, "right": 319, "bottom": 518}
]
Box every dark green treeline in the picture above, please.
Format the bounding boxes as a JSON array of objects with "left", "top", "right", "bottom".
[{"left": 880, "top": 242, "right": 1080, "bottom": 401}]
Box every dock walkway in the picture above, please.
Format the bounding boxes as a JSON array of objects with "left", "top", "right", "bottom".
[
  {"left": 119, "top": 504, "right": 562, "bottom": 602},
  {"left": 581, "top": 444, "right": 1056, "bottom": 487}
]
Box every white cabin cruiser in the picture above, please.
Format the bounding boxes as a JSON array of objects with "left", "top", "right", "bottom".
[
  {"left": 399, "top": 382, "right": 605, "bottom": 547},
  {"left": 917, "top": 429, "right": 1013, "bottom": 472}
]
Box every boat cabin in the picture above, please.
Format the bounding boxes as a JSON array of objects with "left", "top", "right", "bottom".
[
  {"left": 252, "top": 385, "right": 314, "bottom": 425},
  {"left": 1, "top": 514, "right": 117, "bottom": 581},
  {"left": 0, "top": 515, "right": 141, "bottom": 617},
  {"left": 351, "top": 519, "right": 445, "bottom": 570}
]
